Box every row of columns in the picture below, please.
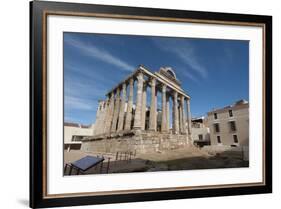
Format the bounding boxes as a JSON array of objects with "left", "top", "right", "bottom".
[{"left": 95, "top": 71, "right": 191, "bottom": 135}]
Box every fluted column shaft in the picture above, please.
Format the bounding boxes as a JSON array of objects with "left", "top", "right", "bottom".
[
  {"left": 117, "top": 83, "right": 126, "bottom": 131},
  {"left": 111, "top": 88, "right": 120, "bottom": 132},
  {"left": 180, "top": 96, "right": 187, "bottom": 134},
  {"left": 173, "top": 91, "right": 179, "bottom": 134},
  {"left": 186, "top": 98, "right": 192, "bottom": 135},
  {"left": 161, "top": 85, "right": 167, "bottom": 132},
  {"left": 95, "top": 101, "right": 101, "bottom": 134},
  {"left": 124, "top": 78, "right": 134, "bottom": 130},
  {"left": 101, "top": 100, "right": 109, "bottom": 134},
  {"left": 105, "top": 93, "right": 115, "bottom": 134},
  {"left": 149, "top": 78, "right": 157, "bottom": 131},
  {"left": 179, "top": 101, "right": 183, "bottom": 133},
  {"left": 141, "top": 84, "right": 147, "bottom": 130},
  {"left": 133, "top": 72, "right": 144, "bottom": 129},
  {"left": 166, "top": 96, "right": 170, "bottom": 132}
]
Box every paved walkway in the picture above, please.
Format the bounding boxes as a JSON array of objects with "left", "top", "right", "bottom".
[{"left": 64, "top": 147, "right": 248, "bottom": 175}]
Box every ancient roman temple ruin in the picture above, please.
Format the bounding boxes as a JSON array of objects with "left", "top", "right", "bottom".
[{"left": 81, "top": 65, "right": 192, "bottom": 154}]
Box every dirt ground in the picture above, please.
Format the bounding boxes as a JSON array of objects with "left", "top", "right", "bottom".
[{"left": 64, "top": 147, "right": 249, "bottom": 175}]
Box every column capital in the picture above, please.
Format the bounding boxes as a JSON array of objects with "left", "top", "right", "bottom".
[
  {"left": 162, "top": 84, "right": 167, "bottom": 93},
  {"left": 109, "top": 91, "right": 114, "bottom": 98},
  {"left": 150, "top": 77, "right": 156, "bottom": 86},
  {"left": 115, "top": 87, "right": 120, "bottom": 95},
  {"left": 122, "top": 82, "right": 126, "bottom": 89},
  {"left": 129, "top": 77, "right": 134, "bottom": 85},
  {"left": 180, "top": 95, "right": 185, "bottom": 102},
  {"left": 136, "top": 72, "right": 144, "bottom": 81}
]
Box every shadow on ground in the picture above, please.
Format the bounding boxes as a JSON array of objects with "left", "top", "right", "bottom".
[
  {"left": 64, "top": 150, "right": 249, "bottom": 176},
  {"left": 17, "top": 199, "right": 29, "bottom": 207},
  {"left": 147, "top": 152, "right": 249, "bottom": 171}
]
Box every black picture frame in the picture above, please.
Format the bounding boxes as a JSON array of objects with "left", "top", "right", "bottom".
[{"left": 30, "top": 0, "right": 272, "bottom": 208}]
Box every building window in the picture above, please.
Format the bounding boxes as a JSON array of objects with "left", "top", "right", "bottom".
[
  {"left": 229, "top": 121, "right": 237, "bottom": 132},
  {"left": 72, "top": 135, "right": 84, "bottom": 142},
  {"left": 217, "top": 136, "right": 221, "bottom": 143},
  {"left": 198, "top": 134, "right": 203, "bottom": 141},
  {"left": 214, "top": 123, "right": 220, "bottom": 133},
  {"left": 229, "top": 109, "right": 233, "bottom": 117},
  {"left": 233, "top": 135, "right": 238, "bottom": 143},
  {"left": 214, "top": 113, "right": 218, "bottom": 119}
]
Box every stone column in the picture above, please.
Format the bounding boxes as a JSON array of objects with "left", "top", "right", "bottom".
[
  {"left": 161, "top": 85, "right": 167, "bottom": 132},
  {"left": 141, "top": 83, "right": 147, "bottom": 130},
  {"left": 186, "top": 98, "right": 192, "bottom": 135},
  {"left": 149, "top": 78, "right": 157, "bottom": 131},
  {"left": 102, "top": 99, "right": 109, "bottom": 134},
  {"left": 111, "top": 88, "right": 120, "bottom": 132},
  {"left": 105, "top": 93, "right": 115, "bottom": 134},
  {"left": 124, "top": 78, "right": 134, "bottom": 131},
  {"left": 166, "top": 95, "right": 170, "bottom": 132},
  {"left": 133, "top": 72, "right": 144, "bottom": 130},
  {"left": 180, "top": 96, "right": 187, "bottom": 134},
  {"left": 94, "top": 101, "right": 101, "bottom": 135},
  {"left": 117, "top": 83, "right": 126, "bottom": 131},
  {"left": 179, "top": 100, "right": 183, "bottom": 134},
  {"left": 173, "top": 91, "right": 179, "bottom": 134}
]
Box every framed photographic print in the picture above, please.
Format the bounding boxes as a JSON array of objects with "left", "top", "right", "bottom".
[{"left": 30, "top": 0, "right": 272, "bottom": 208}]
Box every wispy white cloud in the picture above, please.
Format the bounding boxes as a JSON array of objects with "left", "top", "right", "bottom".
[
  {"left": 65, "top": 78, "right": 105, "bottom": 99},
  {"left": 152, "top": 39, "right": 208, "bottom": 79},
  {"left": 65, "top": 95, "right": 95, "bottom": 111},
  {"left": 64, "top": 75, "right": 105, "bottom": 112},
  {"left": 180, "top": 69, "right": 199, "bottom": 83},
  {"left": 65, "top": 36, "right": 134, "bottom": 72},
  {"left": 64, "top": 63, "right": 116, "bottom": 86}
]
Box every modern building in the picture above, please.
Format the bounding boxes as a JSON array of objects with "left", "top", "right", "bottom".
[
  {"left": 206, "top": 100, "right": 249, "bottom": 147},
  {"left": 82, "top": 65, "right": 192, "bottom": 154},
  {"left": 191, "top": 116, "right": 210, "bottom": 147},
  {"left": 64, "top": 122, "right": 94, "bottom": 151}
]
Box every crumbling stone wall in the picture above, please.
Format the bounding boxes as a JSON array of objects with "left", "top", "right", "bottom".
[{"left": 81, "top": 131, "right": 191, "bottom": 154}]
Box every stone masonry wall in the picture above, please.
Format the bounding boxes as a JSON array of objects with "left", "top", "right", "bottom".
[{"left": 81, "top": 131, "right": 190, "bottom": 154}]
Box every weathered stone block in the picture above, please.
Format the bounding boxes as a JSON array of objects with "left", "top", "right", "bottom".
[{"left": 81, "top": 130, "right": 191, "bottom": 154}]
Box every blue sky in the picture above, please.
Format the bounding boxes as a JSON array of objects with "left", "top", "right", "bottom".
[{"left": 64, "top": 32, "right": 249, "bottom": 125}]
